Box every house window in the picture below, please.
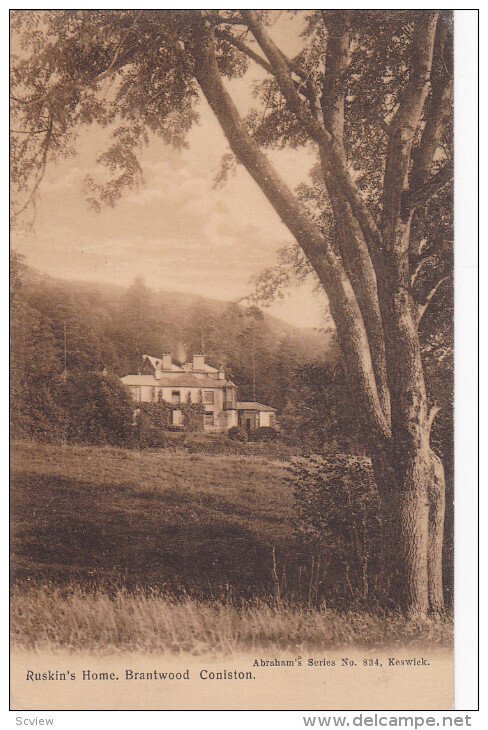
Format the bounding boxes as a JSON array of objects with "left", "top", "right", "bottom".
[
  {"left": 269, "top": 413, "right": 276, "bottom": 427},
  {"left": 171, "top": 390, "right": 181, "bottom": 404},
  {"left": 132, "top": 386, "right": 141, "bottom": 402},
  {"left": 203, "top": 390, "right": 214, "bottom": 404},
  {"left": 204, "top": 412, "right": 214, "bottom": 427}
]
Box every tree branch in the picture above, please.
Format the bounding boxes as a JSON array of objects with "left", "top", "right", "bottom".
[
  {"left": 241, "top": 10, "right": 326, "bottom": 141},
  {"left": 214, "top": 29, "right": 274, "bottom": 75},
  {"left": 10, "top": 127, "right": 50, "bottom": 135},
  {"left": 426, "top": 404, "right": 441, "bottom": 437},
  {"left": 410, "top": 253, "right": 437, "bottom": 287},
  {"left": 381, "top": 12, "right": 439, "bottom": 246},
  {"left": 13, "top": 111, "right": 54, "bottom": 218},
  {"left": 406, "top": 15, "right": 453, "bottom": 261},
  {"left": 317, "top": 12, "right": 390, "bottom": 420},
  {"left": 325, "top": 181, "right": 391, "bottom": 420},
  {"left": 11, "top": 11, "right": 143, "bottom": 110},
  {"left": 242, "top": 9, "right": 383, "bottom": 261},
  {"left": 96, "top": 10, "right": 143, "bottom": 83},
  {"left": 207, "top": 12, "right": 249, "bottom": 27},
  {"left": 417, "top": 275, "right": 450, "bottom": 324},
  {"left": 410, "top": 12, "right": 453, "bottom": 189},
  {"left": 319, "top": 10, "right": 350, "bottom": 145},
  {"left": 411, "top": 236, "right": 452, "bottom": 268},
  {"left": 403, "top": 160, "right": 453, "bottom": 214},
  {"left": 192, "top": 24, "right": 391, "bottom": 442}
]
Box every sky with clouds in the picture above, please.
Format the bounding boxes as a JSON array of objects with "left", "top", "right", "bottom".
[{"left": 12, "top": 15, "right": 328, "bottom": 329}]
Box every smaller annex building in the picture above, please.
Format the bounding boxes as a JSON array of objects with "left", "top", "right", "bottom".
[
  {"left": 121, "top": 353, "right": 277, "bottom": 434},
  {"left": 237, "top": 402, "right": 277, "bottom": 431}
]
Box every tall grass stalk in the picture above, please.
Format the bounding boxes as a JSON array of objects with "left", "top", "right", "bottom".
[{"left": 11, "top": 584, "right": 452, "bottom": 655}]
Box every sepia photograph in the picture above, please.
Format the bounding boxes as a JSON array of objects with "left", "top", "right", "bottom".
[{"left": 8, "top": 7, "right": 469, "bottom": 712}]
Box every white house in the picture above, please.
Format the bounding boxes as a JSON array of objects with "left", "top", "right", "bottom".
[{"left": 121, "top": 353, "right": 276, "bottom": 433}]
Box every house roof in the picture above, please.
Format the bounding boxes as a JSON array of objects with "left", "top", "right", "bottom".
[
  {"left": 181, "top": 362, "right": 219, "bottom": 374},
  {"left": 144, "top": 354, "right": 220, "bottom": 374},
  {"left": 121, "top": 374, "right": 236, "bottom": 388},
  {"left": 237, "top": 401, "right": 277, "bottom": 412},
  {"left": 143, "top": 354, "right": 183, "bottom": 372}
]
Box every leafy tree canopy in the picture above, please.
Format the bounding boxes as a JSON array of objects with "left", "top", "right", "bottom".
[{"left": 11, "top": 10, "right": 452, "bottom": 224}]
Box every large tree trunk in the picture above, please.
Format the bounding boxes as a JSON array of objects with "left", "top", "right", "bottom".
[
  {"left": 427, "top": 449, "right": 446, "bottom": 613},
  {"left": 396, "top": 442, "right": 431, "bottom": 614},
  {"left": 373, "top": 218, "right": 445, "bottom": 614},
  {"left": 370, "top": 429, "right": 446, "bottom": 614},
  {"left": 369, "top": 440, "right": 402, "bottom": 606}
]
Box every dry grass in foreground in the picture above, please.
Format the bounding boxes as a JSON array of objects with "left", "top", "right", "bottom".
[{"left": 11, "top": 584, "right": 453, "bottom": 655}]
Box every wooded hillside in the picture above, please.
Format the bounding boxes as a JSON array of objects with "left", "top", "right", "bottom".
[{"left": 11, "top": 253, "right": 341, "bottom": 437}]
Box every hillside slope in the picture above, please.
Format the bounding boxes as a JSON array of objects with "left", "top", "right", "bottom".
[{"left": 21, "top": 266, "right": 335, "bottom": 363}]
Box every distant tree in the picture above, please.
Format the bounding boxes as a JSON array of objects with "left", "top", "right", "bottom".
[
  {"left": 10, "top": 253, "right": 64, "bottom": 440},
  {"left": 236, "top": 306, "right": 267, "bottom": 401},
  {"left": 108, "top": 277, "right": 166, "bottom": 373},
  {"left": 184, "top": 300, "right": 220, "bottom": 361},
  {"left": 216, "top": 302, "right": 244, "bottom": 374},
  {"left": 26, "top": 282, "right": 104, "bottom": 373},
  {"left": 281, "top": 361, "right": 362, "bottom": 452},
  {"left": 271, "top": 336, "right": 299, "bottom": 413}
]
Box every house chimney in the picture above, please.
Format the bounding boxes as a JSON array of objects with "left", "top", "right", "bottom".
[
  {"left": 218, "top": 370, "right": 225, "bottom": 380},
  {"left": 192, "top": 354, "right": 205, "bottom": 372},
  {"left": 154, "top": 359, "right": 162, "bottom": 380},
  {"left": 162, "top": 352, "right": 172, "bottom": 371}
]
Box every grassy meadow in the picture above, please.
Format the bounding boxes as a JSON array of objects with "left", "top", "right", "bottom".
[
  {"left": 11, "top": 439, "right": 294, "bottom": 592},
  {"left": 10, "top": 441, "right": 452, "bottom": 654}
]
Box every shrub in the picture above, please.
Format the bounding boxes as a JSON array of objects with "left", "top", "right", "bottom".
[
  {"left": 228, "top": 426, "right": 248, "bottom": 442},
  {"left": 248, "top": 426, "right": 279, "bottom": 442},
  {"left": 10, "top": 381, "right": 67, "bottom": 443},
  {"left": 134, "top": 399, "right": 205, "bottom": 448},
  {"left": 133, "top": 402, "right": 169, "bottom": 448},
  {"left": 288, "top": 453, "right": 383, "bottom": 607},
  {"left": 181, "top": 400, "right": 205, "bottom": 432},
  {"left": 186, "top": 434, "right": 249, "bottom": 455},
  {"left": 279, "top": 360, "right": 363, "bottom": 453},
  {"left": 54, "top": 372, "right": 134, "bottom": 446}
]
